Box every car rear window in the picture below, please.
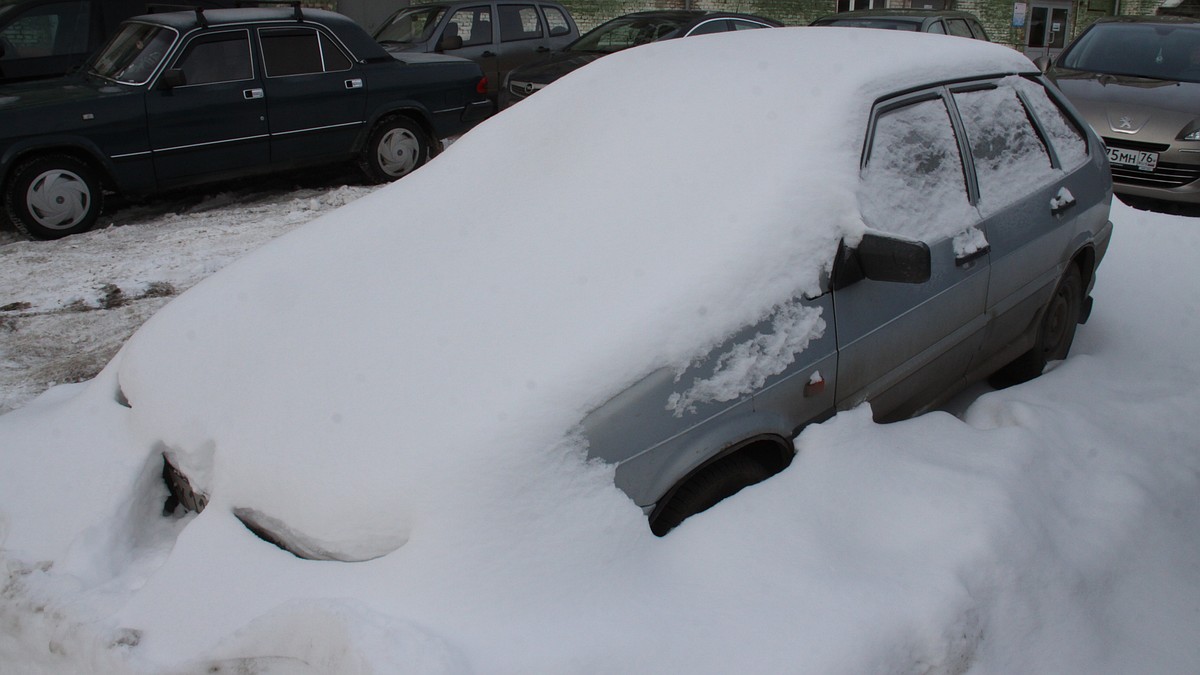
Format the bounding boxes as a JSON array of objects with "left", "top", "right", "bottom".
[{"left": 261, "top": 27, "right": 351, "bottom": 77}]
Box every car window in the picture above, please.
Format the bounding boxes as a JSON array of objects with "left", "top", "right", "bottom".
[
  {"left": 375, "top": 6, "right": 446, "bottom": 44},
  {"left": 445, "top": 7, "right": 493, "bottom": 48},
  {"left": 968, "top": 19, "right": 988, "bottom": 40},
  {"left": 260, "top": 27, "right": 351, "bottom": 76},
  {"left": 952, "top": 85, "right": 1054, "bottom": 215},
  {"left": 90, "top": 22, "right": 175, "bottom": 84},
  {"left": 498, "top": 4, "right": 542, "bottom": 42},
  {"left": 926, "top": 21, "right": 946, "bottom": 35},
  {"left": 860, "top": 96, "right": 975, "bottom": 241},
  {"left": 687, "top": 19, "right": 729, "bottom": 36},
  {"left": 0, "top": 0, "right": 90, "bottom": 60},
  {"left": 731, "top": 20, "right": 771, "bottom": 30},
  {"left": 1012, "top": 76, "right": 1089, "bottom": 171},
  {"left": 170, "top": 30, "right": 252, "bottom": 86},
  {"left": 541, "top": 5, "right": 570, "bottom": 37},
  {"left": 946, "top": 19, "right": 974, "bottom": 39}
]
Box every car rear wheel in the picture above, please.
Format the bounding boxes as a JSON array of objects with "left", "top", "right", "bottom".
[
  {"left": 359, "top": 116, "right": 430, "bottom": 183},
  {"left": 6, "top": 155, "right": 103, "bottom": 240},
  {"left": 990, "top": 264, "right": 1083, "bottom": 387}
]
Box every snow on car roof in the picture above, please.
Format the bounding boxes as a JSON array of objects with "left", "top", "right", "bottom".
[{"left": 110, "top": 27, "right": 1037, "bottom": 559}]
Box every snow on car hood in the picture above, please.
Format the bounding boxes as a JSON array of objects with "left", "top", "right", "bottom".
[{"left": 112, "top": 28, "right": 1036, "bottom": 560}]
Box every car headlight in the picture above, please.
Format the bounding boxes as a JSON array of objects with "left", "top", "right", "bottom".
[{"left": 1182, "top": 123, "right": 1200, "bottom": 141}]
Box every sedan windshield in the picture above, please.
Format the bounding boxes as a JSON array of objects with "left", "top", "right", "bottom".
[
  {"left": 88, "top": 23, "right": 175, "bottom": 84},
  {"left": 1058, "top": 22, "right": 1200, "bottom": 83},
  {"left": 568, "top": 16, "right": 685, "bottom": 53},
  {"left": 375, "top": 6, "right": 447, "bottom": 44}
]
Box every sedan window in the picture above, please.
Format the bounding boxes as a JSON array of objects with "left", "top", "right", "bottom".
[
  {"left": 1013, "top": 77, "right": 1088, "bottom": 170},
  {"left": 445, "top": 7, "right": 493, "bottom": 48},
  {"left": 171, "top": 31, "right": 252, "bottom": 86},
  {"left": 860, "top": 96, "right": 975, "bottom": 242},
  {"left": 260, "top": 27, "right": 351, "bottom": 77},
  {"left": 953, "top": 86, "right": 1054, "bottom": 215}
]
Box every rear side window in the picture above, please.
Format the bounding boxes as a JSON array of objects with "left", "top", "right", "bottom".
[
  {"left": 952, "top": 85, "right": 1053, "bottom": 214},
  {"left": 172, "top": 30, "right": 252, "bottom": 86},
  {"left": 861, "top": 96, "right": 975, "bottom": 241},
  {"left": 499, "top": 4, "right": 542, "bottom": 42},
  {"left": 261, "top": 27, "right": 351, "bottom": 76},
  {"left": 687, "top": 20, "right": 730, "bottom": 36},
  {"left": 946, "top": 19, "right": 974, "bottom": 39},
  {"left": 445, "top": 7, "right": 493, "bottom": 47},
  {"left": 1012, "top": 77, "right": 1089, "bottom": 171},
  {"left": 541, "top": 5, "right": 571, "bottom": 36}
]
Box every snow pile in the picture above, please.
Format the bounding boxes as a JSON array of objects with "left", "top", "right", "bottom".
[{"left": 0, "top": 28, "right": 1197, "bottom": 674}]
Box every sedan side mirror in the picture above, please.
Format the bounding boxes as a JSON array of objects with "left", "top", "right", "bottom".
[
  {"left": 833, "top": 232, "right": 931, "bottom": 289},
  {"left": 1033, "top": 55, "right": 1052, "bottom": 73},
  {"left": 160, "top": 68, "right": 187, "bottom": 89}
]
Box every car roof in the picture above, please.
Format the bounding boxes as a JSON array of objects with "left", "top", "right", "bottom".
[
  {"left": 813, "top": 9, "right": 982, "bottom": 24},
  {"left": 1090, "top": 14, "right": 1200, "bottom": 25},
  {"left": 130, "top": 7, "right": 389, "bottom": 60}
]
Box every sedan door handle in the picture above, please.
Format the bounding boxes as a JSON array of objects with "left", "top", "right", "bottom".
[
  {"left": 536, "top": 46, "right": 551, "bottom": 52},
  {"left": 243, "top": 88, "right": 264, "bottom": 100},
  {"left": 481, "top": 50, "right": 496, "bottom": 57},
  {"left": 345, "top": 78, "right": 363, "bottom": 89}
]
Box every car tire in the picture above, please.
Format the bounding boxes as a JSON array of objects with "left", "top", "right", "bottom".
[
  {"left": 359, "top": 116, "right": 430, "bottom": 184},
  {"left": 649, "top": 452, "right": 773, "bottom": 537},
  {"left": 6, "top": 155, "right": 103, "bottom": 240},
  {"left": 990, "top": 264, "right": 1084, "bottom": 388}
]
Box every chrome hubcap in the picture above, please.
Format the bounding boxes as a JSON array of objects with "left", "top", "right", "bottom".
[{"left": 27, "top": 169, "right": 90, "bottom": 229}]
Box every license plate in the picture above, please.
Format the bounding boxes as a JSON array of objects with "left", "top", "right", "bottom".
[{"left": 1107, "top": 146, "right": 1158, "bottom": 172}]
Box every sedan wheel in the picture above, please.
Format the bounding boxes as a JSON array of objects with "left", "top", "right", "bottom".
[
  {"left": 6, "top": 155, "right": 103, "bottom": 240},
  {"left": 360, "top": 117, "right": 430, "bottom": 183}
]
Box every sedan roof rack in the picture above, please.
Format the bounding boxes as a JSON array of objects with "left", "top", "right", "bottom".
[{"left": 237, "top": 1, "right": 304, "bottom": 21}]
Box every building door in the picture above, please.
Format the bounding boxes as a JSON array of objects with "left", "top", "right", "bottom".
[{"left": 1024, "top": 1, "right": 1072, "bottom": 61}]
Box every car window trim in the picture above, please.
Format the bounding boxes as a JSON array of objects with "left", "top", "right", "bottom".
[
  {"left": 167, "top": 28, "right": 256, "bottom": 89},
  {"left": 257, "top": 25, "right": 354, "bottom": 77},
  {"left": 93, "top": 21, "right": 181, "bottom": 87}
]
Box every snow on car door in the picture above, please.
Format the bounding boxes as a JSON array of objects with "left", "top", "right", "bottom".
[{"left": 834, "top": 91, "right": 990, "bottom": 420}]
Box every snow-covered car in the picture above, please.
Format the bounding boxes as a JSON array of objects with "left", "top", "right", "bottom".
[
  {"left": 0, "top": 6, "right": 491, "bottom": 240},
  {"left": 20, "top": 28, "right": 1114, "bottom": 561}
]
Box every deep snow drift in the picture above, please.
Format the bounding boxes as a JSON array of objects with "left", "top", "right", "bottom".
[{"left": 1, "top": 28, "right": 1198, "bottom": 675}]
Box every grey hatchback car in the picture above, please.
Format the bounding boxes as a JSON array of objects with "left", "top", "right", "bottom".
[
  {"left": 132, "top": 29, "right": 1113, "bottom": 557},
  {"left": 1044, "top": 16, "right": 1200, "bottom": 204}
]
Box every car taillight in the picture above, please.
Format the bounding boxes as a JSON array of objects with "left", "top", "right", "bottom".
[{"left": 476, "top": 77, "right": 488, "bottom": 95}]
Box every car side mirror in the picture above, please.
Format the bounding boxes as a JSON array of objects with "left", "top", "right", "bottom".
[
  {"left": 160, "top": 68, "right": 187, "bottom": 89},
  {"left": 438, "top": 34, "right": 463, "bottom": 51},
  {"left": 833, "top": 232, "right": 931, "bottom": 289},
  {"left": 1033, "top": 55, "right": 1052, "bottom": 73}
]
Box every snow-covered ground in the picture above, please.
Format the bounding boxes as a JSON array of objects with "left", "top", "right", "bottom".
[{"left": 1, "top": 30, "right": 1199, "bottom": 674}]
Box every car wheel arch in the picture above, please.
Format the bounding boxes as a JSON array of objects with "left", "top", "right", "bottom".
[
  {"left": 646, "top": 432, "right": 794, "bottom": 536},
  {"left": 359, "top": 108, "right": 438, "bottom": 157}
]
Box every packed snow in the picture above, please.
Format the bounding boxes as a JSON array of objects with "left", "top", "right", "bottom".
[{"left": 1, "top": 28, "right": 1198, "bottom": 674}]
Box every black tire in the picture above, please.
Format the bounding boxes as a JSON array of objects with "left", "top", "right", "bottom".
[
  {"left": 358, "top": 116, "right": 430, "bottom": 184},
  {"left": 5, "top": 155, "right": 103, "bottom": 240},
  {"left": 990, "top": 264, "right": 1084, "bottom": 388},
  {"left": 649, "top": 453, "right": 773, "bottom": 537}
]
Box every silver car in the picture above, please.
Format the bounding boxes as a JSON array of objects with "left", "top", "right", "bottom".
[
  {"left": 128, "top": 28, "right": 1111, "bottom": 555},
  {"left": 1045, "top": 16, "right": 1200, "bottom": 204}
]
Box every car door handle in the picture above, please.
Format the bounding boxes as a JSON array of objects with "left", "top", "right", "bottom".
[
  {"left": 536, "top": 46, "right": 550, "bottom": 52},
  {"left": 243, "top": 88, "right": 264, "bottom": 100},
  {"left": 1050, "top": 188, "right": 1076, "bottom": 215},
  {"left": 956, "top": 244, "right": 990, "bottom": 267},
  {"left": 345, "top": 78, "right": 363, "bottom": 90},
  {"left": 481, "top": 50, "right": 496, "bottom": 57}
]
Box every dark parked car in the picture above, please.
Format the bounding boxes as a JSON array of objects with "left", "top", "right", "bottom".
[
  {"left": 501, "top": 10, "right": 780, "bottom": 107},
  {"left": 136, "top": 28, "right": 1111, "bottom": 551},
  {"left": 0, "top": 6, "right": 491, "bottom": 240},
  {"left": 374, "top": 0, "right": 578, "bottom": 100},
  {"left": 1043, "top": 16, "right": 1200, "bottom": 204},
  {"left": 0, "top": 0, "right": 237, "bottom": 84},
  {"left": 810, "top": 9, "right": 989, "bottom": 41}
]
